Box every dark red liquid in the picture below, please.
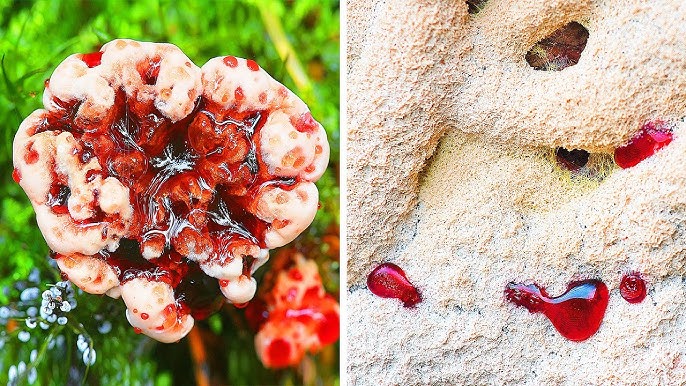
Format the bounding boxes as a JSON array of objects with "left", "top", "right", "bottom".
[
  {"left": 620, "top": 272, "right": 647, "bottom": 304},
  {"left": 615, "top": 121, "right": 672, "bottom": 169},
  {"left": 81, "top": 51, "right": 103, "bottom": 68},
  {"left": 39, "top": 57, "right": 290, "bottom": 320},
  {"left": 12, "top": 168, "right": 21, "bottom": 183},
  {"left": 556, "top": 148, "right": 589, "bottom": 171},
  {"left": 505, "top": 279, "right": 609, "bottom": 341},
  {"left": 367, "top": 262, "right": 421, "bottom": 307},
  {"left": 614, "top": 121, "right": 673, "bottom": 168}
]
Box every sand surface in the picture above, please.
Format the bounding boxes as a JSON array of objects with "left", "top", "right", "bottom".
[{"left": 346, "top": 0, "right": 686, "bottom": 384}]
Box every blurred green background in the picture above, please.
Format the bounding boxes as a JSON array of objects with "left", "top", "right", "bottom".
[{"left": 0, "top": 0, "right": 339, "bottom": 384}]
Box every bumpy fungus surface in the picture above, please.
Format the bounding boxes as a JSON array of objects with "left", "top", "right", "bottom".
[
  {"left": 250, "top": 253, "right": 339, "bottom": 368},
  {"left": 13, "top": 39, "right": 329, "bottom": 343}
]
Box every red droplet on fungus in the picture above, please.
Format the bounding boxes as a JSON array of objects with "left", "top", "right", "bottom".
[
  {"left": 223, "top": 56, "right": 238, "bottom": 67},
  {"left": 81, "top": 51, "right": 103, "bottom": 68},
  {"left": 246, "top": 59, "right": 260, "bottom": 72}
]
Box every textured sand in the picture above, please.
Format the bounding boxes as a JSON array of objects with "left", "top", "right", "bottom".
[{"left": 346, "top": 0, "right": 686, "bottom": 384}]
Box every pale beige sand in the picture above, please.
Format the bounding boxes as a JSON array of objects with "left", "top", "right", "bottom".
[{"left": 346, "top": 0, "right": 686, "bottom": 384}]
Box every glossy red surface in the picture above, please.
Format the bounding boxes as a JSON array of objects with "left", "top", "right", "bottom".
[
  {"left": 614, "top": 121, "right": 673, "bottom": 168},
  {"left": 620, "top": 272, "right": 647, "bottom": 304},
  {"left": 367, "top": 262, "right": 421, "bottom": 307},
  {"left": 505, "top": 279, "right": 609, "bottom": 341}
]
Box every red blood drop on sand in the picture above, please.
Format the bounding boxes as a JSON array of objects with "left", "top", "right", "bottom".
[
  {"left": 505, "top": 279, "right": 609, "bottom": 341},
  {"left": 614, "top": 121, "right": 673, "bottom": 169},
  {"left": 367, "top": 262, "right": 422, "bottom": 307},
  {"left": 81, "top": 51, "right": 103, "bottom": 68},
  {"left": 620, "top": 272, "right": 647, "bottom": 304},
  {"left": 267, "top": 338, "right": 292, "bottom": 368}
]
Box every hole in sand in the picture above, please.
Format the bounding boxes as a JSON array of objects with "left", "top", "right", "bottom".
[
  {"left": 466, "top": 0, "right": 488, "bottom": 14},
  {"left": 526, "top": 22, "right": 589, "bottom": 71}
]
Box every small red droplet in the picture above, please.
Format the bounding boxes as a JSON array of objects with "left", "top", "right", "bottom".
[
  {"left": 24, "top": 143, "right": 39, "bottom": 165},
  {"left": 266, "top": 338, "right": 292, "bottom": 368},
  {"left": 614, "top": 121, "right": 673, "bottom": 169},
  {"left": 140, "top": 313, "right": 149, "bottom": 320},
  {"left": 505, "top": 279, "right": 609, "bottom": 341},
  {"left": 81, "top": 51, "right": 103, "bottom": 68},
  {"left": 235, "top": 87, "right": 244, "bottom": 101},
  {"left": 12, "top": 168, "right": 21, "bottom": 184},
  {"left": 219, "top": 279, "right": 229, "bottom": 287},
  {"left": 156, "top": 325, "right": 165, "bottom": 331},
  {"left": 223, "top": 55, "right": 238, "bottom": 67},
  {"left": 246, "top": 59, "right": 260, "bottom": 72},
  {"left": 133, "top": 327, "right": 142, "bottom": 334},
  {"left": 620, "top": 272, "right": 647, "bottom": 304},
  {"left": 367, "top": 262, "right": 422, "bottom": 307}
]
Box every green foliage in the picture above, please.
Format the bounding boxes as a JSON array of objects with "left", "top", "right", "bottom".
[{"left": 0, "top": 0, "right": 339, "bottom": 384}]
